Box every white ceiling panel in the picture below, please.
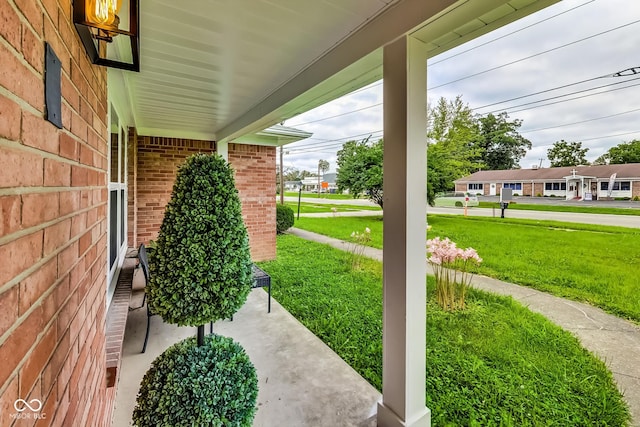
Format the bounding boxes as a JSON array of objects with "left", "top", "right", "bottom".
[{"left": 110, "top": 0, "right": 559, "bottom": 142}]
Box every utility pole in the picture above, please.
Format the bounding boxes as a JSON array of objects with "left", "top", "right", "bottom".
[
  {"left": 538, "top": 158, "right": 544, "bottom": 168},
  {"left": 280, "top": 146, "right": 284, "bottom": 205},
  {"left": 317, "top": 161, "right": 320, "bottom": 198}
]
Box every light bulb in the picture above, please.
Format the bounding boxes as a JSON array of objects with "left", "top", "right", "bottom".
[{"left": 86, "top": 0, "right": 122, "bottom": 27}]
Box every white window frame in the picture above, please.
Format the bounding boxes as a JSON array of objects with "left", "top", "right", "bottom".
[{"left": 107, "top": 105, "right": 128, "bottom": 306}]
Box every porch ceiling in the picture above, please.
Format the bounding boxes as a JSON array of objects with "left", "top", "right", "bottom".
[{"left": 110, "top": 0, "right": 559, "bottom": 142}]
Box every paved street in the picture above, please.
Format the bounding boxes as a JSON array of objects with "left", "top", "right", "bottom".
[
  {"left": 428, "top": 206, "right": 640, "bottom": 228},
  {"left": 285, "top": 196, "right": 640, "bottom": 228}
]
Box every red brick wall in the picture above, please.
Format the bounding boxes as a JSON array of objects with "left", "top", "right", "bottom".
[
  {"left": 0, "top": 1, "right": 111, "bottom": 426},
  {"left": 229, "top": 143, "right": 276, "bottom": 261},
  {"left": 633, "top": 182, "right": 640, "bottom": 199},
  {"left": 131, "top": 137, "right": 276, "bottom": 261},
  {"left": 132, "top": 135, "right": 216, "bottom": 244}
]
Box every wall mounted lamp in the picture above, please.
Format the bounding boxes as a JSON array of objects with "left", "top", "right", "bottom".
[{"left": 73, "top": 0, "right": 140, "bottom": 71}]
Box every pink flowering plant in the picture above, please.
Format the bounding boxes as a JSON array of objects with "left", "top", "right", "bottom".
[{"left": 427, "top": 237, "right": 482, "bottom": 311}]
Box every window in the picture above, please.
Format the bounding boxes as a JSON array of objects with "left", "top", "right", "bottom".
[
  {"left": 503, "top": 183, "right": 522, "bottom": 191},
  {"left": 468, "top": 183, "right": 483, "bottom": 190},
  {"left": 601, "top": 181, "right": 630, "bottom": 191},
  {"left": 545, "top": 182, "right": 566, "bottom": 191},
  {"left": 107, "top": 106, "right": 127, "bottom": 305}
]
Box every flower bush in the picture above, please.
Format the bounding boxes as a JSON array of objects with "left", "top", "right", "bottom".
[
  {"left": 347, "top": 227, "right": 371, "bottom": 270},
  {"left": 427, "top": 237, "right": 482, "bottom": 311}
]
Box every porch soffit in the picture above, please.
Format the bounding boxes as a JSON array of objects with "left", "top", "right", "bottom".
[{"left": 111, "top": 0, "right": 559, "bottom": 143}]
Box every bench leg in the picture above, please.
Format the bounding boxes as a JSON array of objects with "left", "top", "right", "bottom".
[
  {"left": 142, "top": 306, "right": 151, "bottom": 353},
  {"left": 267, "top": 284, "right": 271, "bottom": 313}
]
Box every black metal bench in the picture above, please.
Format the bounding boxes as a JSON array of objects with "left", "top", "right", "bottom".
[
  {"left": 252, "top": 264, "right": 272, "bottom": 313},
  {"left": 137, "top": 243, "right": 271, "bottom": 353}
]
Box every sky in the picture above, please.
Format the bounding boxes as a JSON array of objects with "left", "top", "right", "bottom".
[{"left": 281, "top": 0, "right": 640, "bottom": 175}]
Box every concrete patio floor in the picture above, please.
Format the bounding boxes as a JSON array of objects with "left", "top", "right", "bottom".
[{"left": 111, "top": 267, "right": 380, "bottom": 426}]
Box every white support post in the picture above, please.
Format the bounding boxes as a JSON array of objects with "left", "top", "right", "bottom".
[
  {"left": 217, "top": 140, "right": 229, "bottom": 161},
  {"left": 377, "top": 35, "right": 429, "bottom": 427}
]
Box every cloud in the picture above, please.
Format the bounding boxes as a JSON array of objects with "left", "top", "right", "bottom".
[{"left": 284, "top": 0, "right": 640, "bottom": 172}]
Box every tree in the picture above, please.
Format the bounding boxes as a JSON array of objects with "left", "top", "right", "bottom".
[
  {"left": 427, "top": 96, "right": 484, "bottom": 205},
  {"left": 593, "top": 153, "right": 609, "bottom": 165},
  {"left": 317, "top": 159, "right": 329, "bottom": 194},
  {"left": 475, "top": 112, "right": 531, "bottom": 170},
  {"left": 547, "top": 140, "right": 589, "bottom": 167},
  {"left": 598, "top": 140, "right": 640, "bottom": 164},
  {"left": 318, "top": 159, "right": 330, "bottom": 177},
  {"left": 336, "top": 138, "right": 384, "bottom": 208}
]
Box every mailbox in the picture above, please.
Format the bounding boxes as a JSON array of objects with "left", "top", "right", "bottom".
[{"left": 499, "top": 188, "right": 513, "bottom": 218}]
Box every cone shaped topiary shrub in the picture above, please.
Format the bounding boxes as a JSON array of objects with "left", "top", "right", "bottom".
[
  {"left": 133, "top": 334, "right": 258, "bottom": 427},
  {"left": 148, "top": 153, "right": 253, "bottom": 326}
]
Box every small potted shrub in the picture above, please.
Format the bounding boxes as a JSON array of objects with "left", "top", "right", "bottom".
[{"left": 133, "top": 153, "right": 258, "bottom": 426}]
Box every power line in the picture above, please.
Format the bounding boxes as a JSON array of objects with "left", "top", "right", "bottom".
[
  {"left": 287, "top": 130, "right": 383, "bottom": 152},
  {"left": 521, "top": 107, "right": 640, "bottom": 133},
  {"left": 288, "top": 134, "right": 383, "bottom": 154},
  {"left": 288, "top": 79, "right": 640, "bottom": 154},
  {"left": 291, "top": 102, "right": 382, "bottom": 127},
  {"left": 487, "top": 78, "right": 640, "bottom": 115},
  {"left": 287, "top": 70, "right": 640, "bottom": 130},
  {"left": 429, "top": 0, "right": 596, "bottom": 66},
  {"left": 530, "top": 129, "right": 640, "bottom": 149},
  {"left": 430, "top": 18, "right": 640, "bottom": 90}
]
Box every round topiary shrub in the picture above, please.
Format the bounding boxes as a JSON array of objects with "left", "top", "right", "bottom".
[
  {"left": 149, "top": 153, "right": 253, "bottom": 326},
  {"left": 133, "top": 334, "right": 258, "bottom": 427},
  {"left": 276, "top": 203, "right": 294, "bottom": 233}
]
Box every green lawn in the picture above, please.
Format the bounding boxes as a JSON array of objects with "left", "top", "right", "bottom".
[
  {"left": 478, "top": 201, "right": 640, "bottom": 216},
  {"left": 259, "top": 235, "right": 630, "bottom": 426},
  {"left": 293, "top": 215, "right": 640, "bottom": 322},
  {"left": 284, "top": 191, "right": 355, "bottom": 200},
  {"left": 284, "top": 201, "right": 381, "bottom": 214}
]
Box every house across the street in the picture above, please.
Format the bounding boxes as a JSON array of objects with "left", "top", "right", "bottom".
[{"left": 455, "top": 163, "right": 640, "bottom": 200}]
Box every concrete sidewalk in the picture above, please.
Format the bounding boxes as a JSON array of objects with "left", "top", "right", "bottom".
[{"left": 289, "top": 227, "right": 640, "bottom": 426}]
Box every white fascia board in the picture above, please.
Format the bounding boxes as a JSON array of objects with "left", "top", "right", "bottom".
[{"left": 233, "top": 126, "right": 313, "bottom": 147}]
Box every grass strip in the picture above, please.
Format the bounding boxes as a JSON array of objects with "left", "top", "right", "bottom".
[
  {"left": 284, "top": 201, "right": 381, "bottom": 214},
  {"left": 293, "top": 215, "right": 640, "bottom": 322},
  {"left": 259, "top": 235, "right": 630, "bottom": 426},
  {"left": 478, "top": 201, "right": 640, "bottom": 216}
]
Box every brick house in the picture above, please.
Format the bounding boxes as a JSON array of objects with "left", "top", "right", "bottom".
[
  {"left": 0, "top": 1, "right": 562, "bottom": 426},
  {"left": 455, "top": 163, "right": 640, "bottom": 200}
]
